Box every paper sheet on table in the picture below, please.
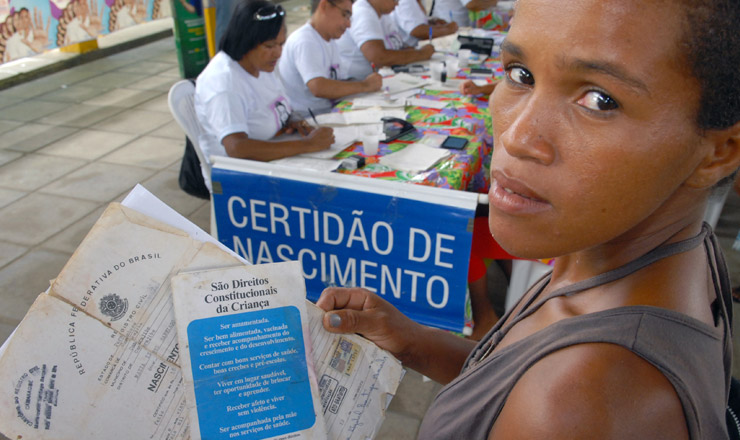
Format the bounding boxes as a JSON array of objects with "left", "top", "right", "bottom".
[
  {"left": 272, "top": 156, "right": 342, "bottom": 171},
  {"left": 306, "top": 303, "right": 404, "bottom": 440},
  {"left": 297, "top": 124, "right": 383, "bottom": 159},
  {"left": 378, "top": 143, "right": 451, "bottom": 173},
  {"left": 424, "top": 78, "right": 464, "bottom": 91},
  {"left": 406, "top": 96, "right": 450, "bottom": 109},
  {"left": 351, "top": 96, "right": 405, "bottom": 109},
  {"left": 431, "top": 33, "right": 460, "bottom": 52},
  {"left": 315, "top": 108, "right": 406, "bottom": 126},
  {"left": 382, "top": 73, "right": 431, "bottom": 95}
]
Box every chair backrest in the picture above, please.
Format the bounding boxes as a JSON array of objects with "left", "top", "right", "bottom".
[{"left": 168, "top": 79, "right": 212, "bottom": 192}]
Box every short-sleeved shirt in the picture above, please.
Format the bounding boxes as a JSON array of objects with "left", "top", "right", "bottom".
[
  {"left": 194, "top": 51, "right": 292, "bottom": 160},
  {"left": 279, "top": 22, "right": 342, "bottom": 114},
  {"left": 391, "top": 0, "right": 429, "bottom": 46},
  {"left": 431, "top": 0, "right": 472, "bottom": 27},
  {"left": 336, "top": 0, "right": 405, "bottom": 80}
]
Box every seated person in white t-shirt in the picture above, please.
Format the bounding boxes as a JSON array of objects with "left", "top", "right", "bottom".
[
  {"left": 431, "top": 0, "right": 497, "bottom": 28},
  {"left": 391, "top": 0, "right": 457, "bottom": 47},
  {"left": 279, "top": 0, "right": 382, "bottom": 115},
  {"left": 194, "top": 0, "right": 334, "bottom": 162},
  {"left": 336, "top": 0, "right": 434, "bottom": 80}
]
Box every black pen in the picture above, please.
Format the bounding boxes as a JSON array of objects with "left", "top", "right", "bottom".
[{"left": 308, "top": 108, "right": 319, "bottom": 126}]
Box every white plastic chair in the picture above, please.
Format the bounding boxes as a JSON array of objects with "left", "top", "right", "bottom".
[{"left": 167, "top": 80, "right": 212, "bottom": 193}]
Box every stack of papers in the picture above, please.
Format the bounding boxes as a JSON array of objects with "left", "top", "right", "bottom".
[
  {"left": 406, "top": 96, "right": 450, "bottom": 110},
  {"left": 0, "top": 187, "right": 404, "bottom": 440},
  {"left": 382, "top": 73, "right": 431, "bottom": 95},
  {"left": 315, "top": 108, "right": 406, "bottom": 126},
  {"left": 379, "top": 143, "right": 452, "bottom": 173}
]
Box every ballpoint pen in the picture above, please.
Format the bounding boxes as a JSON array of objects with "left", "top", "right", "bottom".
[
  {"left": 308, "top": 108, "right": 319, "bottom": 126},
  {"left": 429, "top": 24, "right": 433, "bottom": 43}
]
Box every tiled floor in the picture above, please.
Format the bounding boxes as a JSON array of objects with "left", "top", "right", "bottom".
[{"left": 0, "top": 1, "right": 739, "bottom": 438}]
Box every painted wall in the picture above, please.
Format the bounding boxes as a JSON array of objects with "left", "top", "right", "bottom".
[{"left": 0, "top": 0, "right": 177, "bottom": 64}]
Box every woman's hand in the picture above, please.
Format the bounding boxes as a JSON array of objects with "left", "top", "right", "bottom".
[
  {"left": 317, "top": 287, "right": 421, "bottom": 360},
  {"left": 303, "top": 126, "right": 334, "bottom": 151},
  {"left": 362, "top": 72, "right": 383, "bottom": 93},
  {"left": 459, "top": 80, "right": 498, "bottom": 96},
  {"left": 459, "top": 80, "right": 482, "bottom": 96},
  {"left": 318, "top": 287, "right": 478, "bottom": 383},
  {"left": 284, "top": 118, "right": 314, "bottom": 136}
]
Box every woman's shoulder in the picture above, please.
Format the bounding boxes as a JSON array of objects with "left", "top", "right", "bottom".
[{"left": 490, "top": 342, "right": 689, "bottom": 439}]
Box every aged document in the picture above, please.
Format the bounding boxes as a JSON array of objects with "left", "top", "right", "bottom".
[
  {"left": 306, "top": 304, "right": 404, "bottom": 440},
  {"left": 0, "top": 188, "right": 405, "bottom": 440},
  {"left": 48, "top": 203, "right": 204, "bottom": 362},
  {"left": 0, "top": 293, "right": 189, "bottom": 439},
  {"left": 171, "top": 261, "right": 328, "bottom": 440},
  {"left": 0, "top": 203, "right": 223, "bottom": 439}
]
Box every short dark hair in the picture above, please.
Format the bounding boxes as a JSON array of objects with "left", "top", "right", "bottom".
[
  {"left": 311, "top": 0, "right": 353, "bottom": 15},
  {"left": 219, "top": 0, "right": 285, "bottom": 61},
  {"left": 678, "top": 0, "right": 740, "bottom": 131}
]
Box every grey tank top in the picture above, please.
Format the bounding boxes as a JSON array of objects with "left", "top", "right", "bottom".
[{"left": 418, "top": 224, "right": 733, "bottom": 439}]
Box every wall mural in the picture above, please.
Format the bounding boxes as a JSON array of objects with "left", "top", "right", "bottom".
[{"left": 0, "top": 0, "right": 170, "bottom": 64}]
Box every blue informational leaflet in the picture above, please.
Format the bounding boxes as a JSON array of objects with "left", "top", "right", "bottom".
[{"left": 171, "top": 261, "right": 327, "bottom": 440}]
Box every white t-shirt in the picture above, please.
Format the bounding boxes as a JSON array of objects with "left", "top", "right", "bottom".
[
  {"left": 336, "top": 0, "right": 405, "bottom": 80},
  {"left": 391, "top": 0, "right": 428, "bottom": 47},
  {"left": 431, "top": 0, "right": 472, "bottom": 27},
  {"left": 278, "top": 22, "right": 342, "bottom": 114},
  {"left": 195, "top": 51, "right": 292, "bottom": 160}
]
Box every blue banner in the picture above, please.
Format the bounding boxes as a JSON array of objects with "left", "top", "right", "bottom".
[{"left": 212, "top": 166, "right": 476, "bottom": 332}]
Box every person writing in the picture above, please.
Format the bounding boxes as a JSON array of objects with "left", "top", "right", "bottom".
[
  {"left": 336, "top": 0, "right": 434, "bottom": 80},
  {"left": 390, "top": 0, "right": 457, "bottom": 47},
  {"left": 195, "top": 0, "right": 334, "bottom": 162},
  {"left": 318, "top": 0, "right": 740, "bottom": 437},
  {"left": 279, "top": 0, "right": 382, "bottom": 115},
  {"left": 431, "top": 0, "right": 497, "bottom": 28}
]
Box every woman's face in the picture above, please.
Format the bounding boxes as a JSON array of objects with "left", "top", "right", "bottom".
[
  {"left": 245, "top": 25, "right": 287, "bottom": 73},
  {"left": 488, "top": 0, "right": 711, "bottom": 259}
]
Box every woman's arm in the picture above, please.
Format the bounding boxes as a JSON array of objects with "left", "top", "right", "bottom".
[
  {"left": 221, "top": 127, "right": 334, "bottom": 161},
  {"left": 316, "top": 287, "right": 477, "bottom": 384},
  {"left": 307, "top": 73, "right": 382, "bottom": 100},
  {"left": 488, "top": 344, "right": 689, "bottom": 439},
  {"left": 360, "top": 40, "right": 435, "bottom": 67},
  {"left": 409, "top": 21, "right": 458, "bottom": 40}
]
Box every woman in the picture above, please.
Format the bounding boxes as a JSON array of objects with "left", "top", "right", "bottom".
[
  {"left": 318, "top": 0, "right": 740, "bottom": 438},
  {"left": 194, "top": 0, "right": 334, "bottom": 162}
]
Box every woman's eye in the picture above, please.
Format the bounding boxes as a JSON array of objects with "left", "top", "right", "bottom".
[
  {"left": 506, "top": 66, "right": 534, "bottom": 86},
  {"left": 577, "top": 90, "right": 619, "bottom": 111}
]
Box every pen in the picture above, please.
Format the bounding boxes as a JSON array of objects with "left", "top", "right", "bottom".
[
  {"left": 308, "top": 108, "right": 318, "bottom": 126},
  {"left": 371, "top": 62, "right": 376, "bottom": 72},
  {"left": 449, "top": 11, "right": 452, "bottom": 23},
  {"left": 429, "top": 24, "right": 433, "bottom": 43}
]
